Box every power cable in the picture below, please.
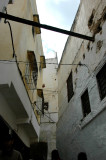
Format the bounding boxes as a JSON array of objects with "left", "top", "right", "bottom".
[
  {"left": 4, "top": 8, "right": 15, "bottom": 58},
  {"left": 0, "top": 59, "right": 89, "bottom": 68},
  {"left": 0, "top": 12, "right": 94, "bottom": 41},
  {"left": 35, "top": 104, "right": 56, "bottom": 123},
  {"left": 1, "top": 9, "right": 90, "bottom": 74}
]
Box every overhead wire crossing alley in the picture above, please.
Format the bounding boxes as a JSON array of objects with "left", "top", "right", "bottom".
[{"left": 0, "top": 12, "right": 94, "bottom": 42}]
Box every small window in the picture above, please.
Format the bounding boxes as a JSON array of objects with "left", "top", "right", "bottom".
[
  {"left": 81, "top": 89, "right": 91, "bottom": 117},
  {"left": 24, "top": 62, "right": 35, "bottom": 90},
  {"left": 96, "top": 63, "right": 106, "bottom": 100},
  {"left": 25, "top": 62, "right": 31, "bottom": 85},
  {"left": 24, "top": 51, "right": 38, "bottom": 90},
  {"left": 9, "top": 0, "right": 14, "bottom": 4},
  {"left": 32, "top": 71, "right": 38, "bottom": 87},
  {"left": 33, "top": 15, "right": 41, "bottom": 34},
  {"left": 67, "top": 72, "right": 74, "bottom": 102},
  {"left": 32, "top": 26, "right": 35, "bottom": 38}
]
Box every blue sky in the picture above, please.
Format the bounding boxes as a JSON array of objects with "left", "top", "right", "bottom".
[{"left": 36, "top": 0, "right": 80, "bottom": 62}]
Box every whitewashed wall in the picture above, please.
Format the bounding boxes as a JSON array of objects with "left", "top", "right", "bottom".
[
  {"left": 0, "top": 0, "right": 43, "bottom": 147},
  {"left": 40, "top": 58, "right": 58, "bottom": 160},
  {"left": 57, "top": 0, "right": 106, "bottom": 159}
]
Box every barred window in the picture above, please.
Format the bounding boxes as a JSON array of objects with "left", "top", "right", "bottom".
[
  {"left": 81, "top": 89, "right": 91, "bottom": 117},
  {"left": 67, "top": 72, "right": 74, "bottom": 102},
  {"left": 32, "top": 71, "right": 38, "bottom": 87},
  {"left": 24, "top": 51, "right": 38, "bottom": 90},
  {"left": 96, "top": 63, "right": 106, "bottom": 100}
]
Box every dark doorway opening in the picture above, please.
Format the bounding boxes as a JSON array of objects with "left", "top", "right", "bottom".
[{"left": 0, "top": 116, "right": 30, "bottom": 160}]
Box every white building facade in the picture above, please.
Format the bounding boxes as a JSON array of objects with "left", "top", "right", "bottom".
[
  {"left": 0, "top": 0, "right": 44, "bottom": 156},
  {"left": 57, "top": 0, "right": 106, "bottom": 160},
  {"left": 40, "top": 57, "right": 58, "bottom": 160}
]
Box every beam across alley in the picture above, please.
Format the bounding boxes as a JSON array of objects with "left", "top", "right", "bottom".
[{"left": 0, "top": 12, "right": 94, "bottom": 41}]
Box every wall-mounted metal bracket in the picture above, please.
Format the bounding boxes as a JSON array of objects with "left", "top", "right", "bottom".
[{"left": 0, "top": 12, "right": 94, "bottom": 41}]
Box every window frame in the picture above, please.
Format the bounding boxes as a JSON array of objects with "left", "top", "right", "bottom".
[
  {"left": 81, "top": 89, "right": 91, "bottom": 117},
  {"left": 67, "top": 71, "right": 74, "bottom": 102},
  {"left": 24, "top": 51, "right": 38, "bottom": 90},
  {"left": 96, "top": 63, "right": 106, "bottom": 100},
  {"left": 8, "top": 0, "right": 14, "bottom": 4}
]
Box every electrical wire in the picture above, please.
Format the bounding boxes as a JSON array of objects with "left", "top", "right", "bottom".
[
  {"left": 4, "top": 8, "right": 15, "bottom": 57},
  {"left": 42, "top": 113, "right": 55, "bottom": 123},
  {"left": 26, "top": 87, "right": 58, "bottom": 93},
  {"left": 1, "top": 9, "right": 91, "bottom": 109},
  {"left": 0, "top": 59, "right": 89, "bottom": 70},
  {"left": 1, "top": 8, "right": 93, "bottom": 130},
  {"left": 0, "top": 59, "right": 85, "bottom": 65},
  {"left": 35, "top": 104, "right": 56, "bottom": 123},
  {"left": 1, "top": 9, "right": 90, "bottom": 73}
]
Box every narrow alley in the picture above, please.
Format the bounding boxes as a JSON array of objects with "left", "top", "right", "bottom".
[{"left": 0, "top": 0, "right": 106, "bottom": 160}]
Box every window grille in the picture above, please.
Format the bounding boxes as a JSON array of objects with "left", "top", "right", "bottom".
[
  {"left": 24, "top": 51, "right": 38, "bottom": 90},
  {"left": 81, "top": 89, "right": 91, "bottom": 117},
  {"left": 24, "top": 62, "right": 35, "bottom": 90},
  {"left": 44, "top": 102, "right": 48, "bottom": 110},
  {"left": 32, "top": 71, "right": 38, "bottom": 87},
  {"left": 67, "top": 72, "right": 74, "bottom": 102},
  {"left": 25, "top": 62, "right": 30, "bottom": 84},
  {"left": 96, "top": 63, "right": 106, "bottom": 100}
]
